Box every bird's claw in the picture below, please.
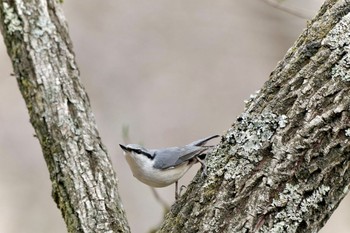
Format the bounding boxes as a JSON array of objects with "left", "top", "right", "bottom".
[{"left": 197, "top": 157, "right": 207, "bottom": 177}]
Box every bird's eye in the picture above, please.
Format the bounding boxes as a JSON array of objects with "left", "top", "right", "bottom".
[{"left": 134, "top": 149, "right": 142, "bottom": 154}]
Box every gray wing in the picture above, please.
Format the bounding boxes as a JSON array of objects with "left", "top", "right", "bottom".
[
  {"left": 187, "top": 135, "right": 220, "bottom": 146},
  {"left": 152, "top": 146, "right": 207, "bottom": 170}
]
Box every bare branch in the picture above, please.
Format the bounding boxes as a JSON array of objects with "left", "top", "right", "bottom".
[{"left": 0, "top": 0, "right": 130, "bottom": 232}]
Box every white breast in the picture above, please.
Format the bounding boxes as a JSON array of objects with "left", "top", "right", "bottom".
[{"left": 125, "top": 152, "right": 193, "bottom": 187}]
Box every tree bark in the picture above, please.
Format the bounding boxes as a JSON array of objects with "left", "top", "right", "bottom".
[
  {"left": 0, "top": 1, "right": 129, "bottom": 232},
  {"left": 158, "top": 0, "right": 350, "bottom": 232}
]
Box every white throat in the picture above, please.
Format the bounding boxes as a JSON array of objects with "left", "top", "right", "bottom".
[{"left": 124, "top": 151, "right": 193, "bottom": 187}]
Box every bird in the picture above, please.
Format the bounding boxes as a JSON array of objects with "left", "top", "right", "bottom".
[{"left": 119, "top": 134, "right": 219, "bottom": 199}]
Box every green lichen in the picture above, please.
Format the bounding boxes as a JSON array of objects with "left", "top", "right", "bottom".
[
  {"left": 259, "top": 184, "right": 330, "bottom": 233},
  {"left": 225, "top": 112, "right": 288, "bottom": 158},
  {"left": 3, "top": 2, "right": 23, "bottom": 35},
  {"left": 345, "top": 128, "right": 350, "bottom": 137},
  {"left": 32, "top": 14, "right": 56, "bottom": 38},
  {"left": 322, "top": 12, "right": 350, "bottom": 49},
  {"left": 331, "top": 54, "right": 350, "bottom": 81},
  {"left": 323, "top": 12, "right": 350, "bottom": 82},
  {"left": 244, "top": 89, "right": 260, "bottom": 110},
  {"left": 206, "top": 111, "right": 288, "bottom": 187},
  {"left": 277, "top": 115, "right": 288, "bottom": 128}
]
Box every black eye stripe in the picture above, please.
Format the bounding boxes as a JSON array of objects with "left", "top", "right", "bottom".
[
  {"left": 143, "top": 152, "right": 154, "bottom": 160},
  {"left": 132, "top": 149, "right": 154, "bottom": 160}
]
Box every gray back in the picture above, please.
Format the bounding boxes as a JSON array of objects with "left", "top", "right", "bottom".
[
  {"left": 152, "top": 145, "right": 207, "bottom": 169},
  {"left": 152, "top": 135, "right": 219, "bottom": 169}
]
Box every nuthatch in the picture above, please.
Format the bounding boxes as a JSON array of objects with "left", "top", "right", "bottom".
[{"left": 119, "top": 135, "right": 219, "bottom": 199}]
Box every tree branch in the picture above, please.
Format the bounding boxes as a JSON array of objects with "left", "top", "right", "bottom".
[
  {"left": 0, "top": 0, "right": 130, "bottom": 232},
  {"left": 159, "top": 0, "right": 350, "bottom": 232}
]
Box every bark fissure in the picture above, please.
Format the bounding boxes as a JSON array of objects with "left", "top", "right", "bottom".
[
  {"left": 158, "top": 1, "right": 350, "bottom": 232},
  {"left": 0, "top": 0, "right": 129, "bottom": 232}
]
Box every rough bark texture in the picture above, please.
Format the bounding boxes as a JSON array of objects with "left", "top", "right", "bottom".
[
  {"left": 159, "top": 0, "right": 350, "bottom": 232},
  {"left": 0, "top": 1, "right": 130, "bottom": 232}
]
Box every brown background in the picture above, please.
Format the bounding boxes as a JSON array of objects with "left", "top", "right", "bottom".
[{"left": 1, "top": 0, "right": 348, "bottom": 232}]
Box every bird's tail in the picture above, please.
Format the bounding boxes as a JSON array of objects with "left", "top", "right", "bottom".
[{"left": 188, "top": 135, "right": 220, "bottom": 147}]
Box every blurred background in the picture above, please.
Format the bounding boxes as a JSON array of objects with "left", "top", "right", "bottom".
[{"left": 1, "top": 0, "right": 348, "bottom": 232}]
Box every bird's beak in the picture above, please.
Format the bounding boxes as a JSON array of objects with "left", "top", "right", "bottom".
[{"left": 119, "top": 144, "right": 130, "bottom": 152}]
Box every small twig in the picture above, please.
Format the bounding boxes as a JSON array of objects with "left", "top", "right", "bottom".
[
  {"left": 121, "top": 124, "right": 130, "bottom": 144},
  {"left": 262, "top": 0, "right": 311, "bottom": 19},
  {"left": 150, "top": 187, "right": 170, "bottom": 211}
]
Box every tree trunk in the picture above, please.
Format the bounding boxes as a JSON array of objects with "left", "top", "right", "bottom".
[
  {"left": 0, "top": 1, "right": 129, "bottom": 232},
  {"left": 158, "top": 0, "right": 350, "bottom": 232}
]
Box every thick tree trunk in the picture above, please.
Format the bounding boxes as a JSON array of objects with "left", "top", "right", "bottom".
[
  {"left": 158, "top": 0, "right": 350, "bottom": 232},
  {"left": 0, "top": 1, "right": 129, "bottom": 232}
]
